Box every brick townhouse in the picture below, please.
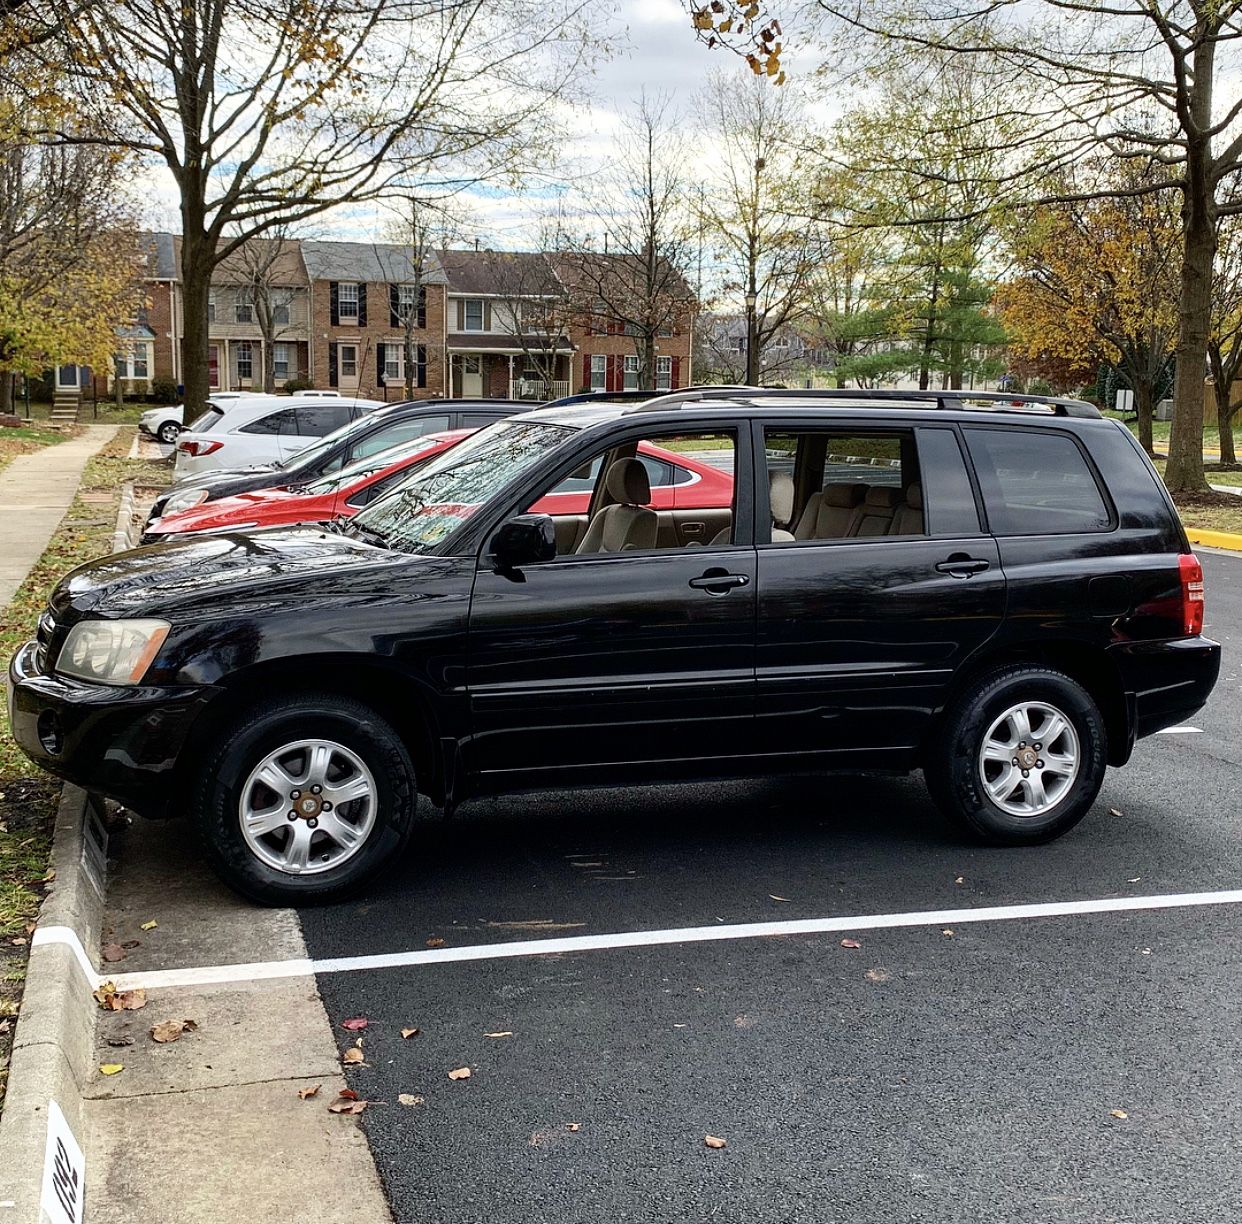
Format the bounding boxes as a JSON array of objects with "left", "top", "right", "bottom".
[{"left": 62, "top": 234, "right": 696, "bottom": 405}]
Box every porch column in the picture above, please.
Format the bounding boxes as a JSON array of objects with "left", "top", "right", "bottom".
[
  {"left": 508, "top": 354, "right": 514, "bottom": 399},
  {"left": 221, "top": 339, "right": 230, "bottom": 391}
]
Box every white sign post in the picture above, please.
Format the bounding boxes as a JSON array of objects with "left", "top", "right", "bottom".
[
  {"left": 1115, "top": 388, "right": 1135, "bottom": 414},
  {"left": 39, "top": 1101, "right": 85, "bottom": 1224}
]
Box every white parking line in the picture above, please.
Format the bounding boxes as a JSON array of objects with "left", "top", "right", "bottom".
[
  {"left": 37, "top": 887, "right": 1242, "bottom": 993},
  {"left": 1157, "top": 725, "right": 1204, "bottom": 734}
]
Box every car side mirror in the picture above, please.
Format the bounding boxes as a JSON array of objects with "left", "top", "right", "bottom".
[{"left": 491, "top": 514, "right": 556, "bottom": 570}]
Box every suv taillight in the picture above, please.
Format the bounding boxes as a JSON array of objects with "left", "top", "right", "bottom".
[
  {"left": 178, "top": 439, "right": 223, "bottom": 458},
  {"left": 1179, "top": 553, "right": 1205, "bottom": 636}
]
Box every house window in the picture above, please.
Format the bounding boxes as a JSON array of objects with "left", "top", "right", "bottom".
[
  {"left": 398, "top": 284, "right": 418, "bottom": 313},
  {"left": 236, "top": 341, "right": 253, "bottom": 380},
  {"left": 274, "top": 342, "right": 290, "bottom": 381},
  {"left": 235, "top": 293, "right": 253, "bottom": 324},
  {"left": 656, "top": 355, "right": 672, "bottom": 390},
  {"left": 340, "top": 344, "right": 357, "bottom": 377},
  {"left": 463, "top": 299, "right": 484, "bottom": 331},
  {"left": 384, "top": 346, "right": 402, "bottom": 382},
  {"left": 590, "top": 354, "right": 606, "bottom": 390},
  {"left": 623, "top": 354, "right": 640, "bottom": 390},
  {"left": 207, "top": 293, "right": 216, "bottom": 324},
  {"left": 338, "top": 282, "right": 359, "bottom": 321},
  {"left": 113, "top": 343, "right": 150, "bottom": 380},
  {"left": 272, "top": 299, "right": 291, "bottom": 326}
]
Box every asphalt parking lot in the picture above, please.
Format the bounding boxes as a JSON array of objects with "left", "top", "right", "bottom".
[{"left": 285, "top": 553, "right": 1242, "bottom": 1224}]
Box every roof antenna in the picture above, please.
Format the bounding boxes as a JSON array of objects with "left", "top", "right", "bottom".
[{"left": 474, "top": 237, "right": 480, "bottom": 252}]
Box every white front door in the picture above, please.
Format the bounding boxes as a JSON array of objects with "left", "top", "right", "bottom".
[
  {"left": 461, "top": 355, "right": 483, "bottom": 398},
  {"left": 339, "top": 344, "right": 359, "bottom": 391}
]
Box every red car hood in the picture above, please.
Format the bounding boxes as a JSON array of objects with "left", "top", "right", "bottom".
[{"left": 153, "top": 487, "right": 338, "bottom": 535}]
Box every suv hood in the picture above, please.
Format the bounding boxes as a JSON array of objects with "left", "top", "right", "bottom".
[{"left": 51, "top": 528, "right": 409, "bottom": 621}]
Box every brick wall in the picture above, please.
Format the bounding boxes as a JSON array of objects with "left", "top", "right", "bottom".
[{"left": 568, "top": 326, "right": 693, "bottom": 393}]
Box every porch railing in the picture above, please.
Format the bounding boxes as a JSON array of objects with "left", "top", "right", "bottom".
[{"left": 509, "top": 379, "right": 569, "bottom": 401}]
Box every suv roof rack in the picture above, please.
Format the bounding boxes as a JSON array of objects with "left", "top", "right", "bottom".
[{"left": 629, "top": 387, "right": 1102, "bottom": 419}]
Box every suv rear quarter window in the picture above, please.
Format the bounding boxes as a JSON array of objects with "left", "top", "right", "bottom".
[
  {"left": 239, "top": 407, "right": 298, "bottom": 435},
  {"left": 966, "top": 427, "right": 1112, "bottom": 535}
]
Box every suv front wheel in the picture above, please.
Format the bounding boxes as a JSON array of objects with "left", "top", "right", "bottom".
[
  {"left": 925, "top": 665, "right": 1107, "bottom": 845},
  {"left": 192, "top": 693, "right": 417, "bottom": 904}
]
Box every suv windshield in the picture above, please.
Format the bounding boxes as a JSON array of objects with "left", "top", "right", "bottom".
[
  {"left": 303, "top": 435, "right": 447, "bottom": 496},
  {"left": 276, "top": 414, "right": 372, "bottom": 471},
  {"left": 350, "top": 419, "right": 575, "bottom": 553}
]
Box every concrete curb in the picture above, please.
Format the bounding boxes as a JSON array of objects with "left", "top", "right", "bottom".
[
  {"left": 0, "top": 786, "right": 104, "bottom": 1222},
  {"left": 111, "top": 481, "right": 136, "bottom": 553},
  {"left": 1185, "top": 526, "right": 1242, "bottom": 552}
]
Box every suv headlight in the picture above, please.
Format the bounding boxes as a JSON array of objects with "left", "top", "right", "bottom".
[
  {"left": 57, "top": 619, "right": 171, "bottom": 685},
  {"left": 163, "top": 488, "right": 210, "bottom": 514}
]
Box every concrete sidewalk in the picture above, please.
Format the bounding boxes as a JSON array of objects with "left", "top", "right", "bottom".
[{"left": 0, "top": 426, "right": 117, "bottom": 606}]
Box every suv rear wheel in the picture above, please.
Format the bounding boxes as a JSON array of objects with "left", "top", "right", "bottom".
[
  {"left": 191, "top": 693, "right": 416, "bottom": 904},
  {"left": 925, "top": 664, "right": 1107, "bottom": 845}
]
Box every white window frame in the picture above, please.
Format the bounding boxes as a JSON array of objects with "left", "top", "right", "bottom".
[
  {"left": 273, "top": 342, "right": 290, "bottom": 381},
  {"left": 398, "top": 284, "right": 419, "bottom": 314},
  {"left": 114, "top": 343, "right": 150, "bottom": 380},
  {"left": 655, "top": 355, "right": 672, "bottom": 390},
  {"left": 384, "top": 345, "right": 403, "bottom": 382},
  {"left": 234, "top": 292, "right": 253, "bottom": 324},
  {"left": 338, "top": 282, "right": 359, "bottom": 321},
  {"left": 463, "top": 299, "right": 484, "bottom": 331},
  {"left": 623, "top": 354, "right": 640, "bottom": 391},
  {"left": 235, "top": 340, "right": 253, "bottom": 381},
  {"left": 207, "top": 293, "right": 216, "bottom": 324},
  {"left": 589, "top": 354, "right": 606, "bottom": 390},
  {"left": 340, "top": 344, "right": 358, "bottom": 377}
]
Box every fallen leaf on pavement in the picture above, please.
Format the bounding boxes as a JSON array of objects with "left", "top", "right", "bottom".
[
  {"left": 99, "top": 1063, "right": 124, "bottom": 1076},
  {"left": 426, "top": 937, "right": 446, "bottom": 948},
  {"left": 328, "top": 1096, "right": 368, "bottom": 1115},
  {"left": 102, "top": 943, "right": 127, "bottom": 963},
  {"left": 150, "top": 1018, "right": 197, "bottom": 1043},
  {"left": 865, "top": 968, "right": 890, "bottom": 983},
  {"left": 566, "top": 1122, "right": 581, "bottom": 1132},
  {"left": 297, "top": 1085, "right": 322, "bottom": 1100},
  {"left": 954, "top": 876, "right": 964, "bottom": 885},
  {"left": 343, "top": 1046, "right": 365, "bottom": 1064},
  {"left": 1110, "top": 1109, "right": 1128, "bottom": 1120},
  {"left": 942, "top": 929, "right": 954, "bottom": 937},
  {"left": 140, "top": 920, "right": 158, "bottom": 931},
  {"left": 337, "top": 1088, "right": 360, "bottom": 1100},
  {"left": 704, "top": 1135, "right": 727, "bottom": 1149},
  {"left": 768, "top": 894, "right": 790, "bottom": 902},
  {"left": 0, "top": 1018, "right": 10, "bottom": 1036},
  {"left": 119, "top": 989, "right": 147, "bottom": 1011},
  {"left": 105, "top": 1035, "right": 133, "bottom": 1048},
  {"left": 484, "top": 1031, "right": 513, "bottom": 1038},
  {"left": 840, "top": 938, "right": 861, "bottom": 949},
  {"left": 400, "top": 1027, "right": 420, "bottom": 1039},
  {"left": 673, "top": 1023, "right": 688, "bottom": 1029},
  {"left": 1128, "top": 877, "right": 1141, "bottom": 883},
  {"left": 341, "top": 1017, "right": 368, "bottom": 1031},
  {"left": 398, "top": 1094, "right": 424, "bottom": 1107},
  {"left": 121, "top": 940, "right": 141, "bottom": 950},
  {"left": 448, "top": 1067, "right": 471, "bottom": 1081},
  {"left": 1108, "top": 808, "right": 1123, "bottom": 818}
]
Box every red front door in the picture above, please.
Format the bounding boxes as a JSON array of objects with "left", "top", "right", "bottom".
[{"left": 208, "top": 345, "right": 219, "bottom": 388}]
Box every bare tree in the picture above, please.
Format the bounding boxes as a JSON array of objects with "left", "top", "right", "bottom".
[
  {"left": 231, "top": 227, "right": 302, "bottom": 392},
  {"left": 1209, "top": 205, "right": 1242, "bottom": 464},
  {"left": 13, "top": 0, "right": 591, "bottom": 416},
  {"left": 481, "top": 248, "right": 572, "bottom": 400},
  {"left": 560, "top": 94, "right": 696, "bottom": 389}
]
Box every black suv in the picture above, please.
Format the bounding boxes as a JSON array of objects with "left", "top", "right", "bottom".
[
  {"left": 144, "top": 397, "right": 534, "bottom": 535},
  {"left": 10, "top": 390, "right": 1219, "bottom": 903}
]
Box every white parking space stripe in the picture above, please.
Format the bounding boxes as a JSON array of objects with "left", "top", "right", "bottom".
[
  {"left": 1157, "top": 725, "right": 1204, "bottom": 734},
  {"left": 90, "top": 888, "right": 1242, "bottom": 993}
]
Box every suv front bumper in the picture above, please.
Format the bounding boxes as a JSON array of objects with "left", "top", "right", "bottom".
[{"left": 8, "top": 640, "right": 218, "bottom": 819}]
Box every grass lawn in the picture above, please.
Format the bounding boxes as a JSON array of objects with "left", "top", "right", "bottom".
[{"left": 0, "top": 426, "right": 172, "bottom": 1109}]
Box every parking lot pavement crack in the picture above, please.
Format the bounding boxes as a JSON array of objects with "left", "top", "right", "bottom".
[{"left": 84, "top": 1072, "right": 333, "bottom": 1102}]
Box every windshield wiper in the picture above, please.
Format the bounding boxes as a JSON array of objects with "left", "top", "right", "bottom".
[{"left": 333, "top": 517, "right": 389, "bottom": 548}]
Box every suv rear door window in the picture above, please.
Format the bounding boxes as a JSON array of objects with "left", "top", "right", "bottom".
[
  {"left": 295, "top": 403, "right": 353, "bottom": 437},
  {"left": 965, "top": 428, "right": 1111, "bottom": 535},
  {"left": 240, "top": 407, "right": 298, "bottom": 435},
  {"left": 351, "top": 417, "right": 449, "bottom": 460}
]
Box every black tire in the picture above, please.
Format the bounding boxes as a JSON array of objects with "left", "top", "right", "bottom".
[
  {"left": 191, "top": 693, "right": 416, "bottom": 905},
  {"left": 158, "top": 421, "right": 180, "bottom": 444},
  {"left": 924, "top": 664, "right": 1107, "bottom": 845}
]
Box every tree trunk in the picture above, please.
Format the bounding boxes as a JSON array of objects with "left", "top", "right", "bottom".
[
  {"left": 0, "top": 372, "right": 12, "bottom": 416},
  {"left": 1216, "top": 386, "right": 1236, "bottom": 465},
  {"left": 643, "top": 334, "right": 657, "bottom": 389},
  {"left": 180, "top": 229, "right": 214, "bottom": 417},
  {"left": 1133, "top": 380, "right": 1154, "bottom": 455}
]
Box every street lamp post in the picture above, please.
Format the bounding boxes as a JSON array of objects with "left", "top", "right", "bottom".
[{"left": 744, "top": 287, "right": 758, "bottom": 387}]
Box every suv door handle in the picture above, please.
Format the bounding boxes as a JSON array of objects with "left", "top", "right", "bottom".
[
  {"left": 935, "top": 555, "right": 991, "bottom": 578},
  {"left": 689, "top": 569, "right": 750, "bottom": 594}
]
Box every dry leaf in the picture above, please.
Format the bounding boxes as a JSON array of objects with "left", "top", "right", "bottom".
[
  {"left": 102, "top": 943, "right": 127, "bottom": 963},
  {"left": 448, "top": 1067, "right": 471, "bottom": 1081},
  {"left": 566, "top": 1122, "right": 581, "bottom": 1132},
  {"left": 942, "top": 929, "right": 955, "bottom": 937},
  {"left": 328, "top": 1097, "right": 368, "bottom": 1115},
  {"left": 840, "top": 938, "right": 861, "bottom": 949},
  {"left": 337, "top": 1088, "right": 360, "bottom": 1100},
  {"left": 93, "top": 982, "right": 117, "bottom": 1008},
  {"left": 150, "top": 1018, "right": 196, "bottom": 1043},
  {"left": 298, "top": 1084, "right": 322, "bottom": 1100},
  {"left": 99, "top": 1063, "right": 124, "bottom": 1076},
  {"left": 343, "top": 1046, "right": 365, "bottom": 1064},
  {"left": 484, "top": 1031, "right": 513, "bottom": 1039},
  {"left": 954, "top": 876, "right": 964, "bottom": 885},
  {"left": 673, "top": 1023, "right": 688, "bottom": 1029},
  {"left": 400, "top": 1027, "right": 421, "bottom": 1039},
  {"left": 704, "top": 1135, "right": 727, "bottom": 1149},
  {"left": 1110, "top": 1109, "right": 1128, "bottom": 1119},
  {"left": 341, "top": 1017, "right": 368, "bottom": 1031},
  {"left": 426, "top": 937, "right": 446, "bottom": 948},
  {"left": 140, "top": 920, "right": 157, "bottom": 931},
  {"left": 768, "top": 894, "right": 790, "bottom": 902},
  {"left": 119, "top": 989, "right": 147, "bottom": 1011},
  {"left": 121, "top": 940, "right": 141, "bottom": 950},
  {"left": 105, "top": 1036, "right": 133, "bottom": 1048},
  {"left": 398, "top": 1093, "right": 424, "bottom": 1107},
  {"left": 1108, "top": 808, "right": 1123, "bottom": 818},
  {"left": 865, "top": 968, "right": 891, "bottom": 983}
]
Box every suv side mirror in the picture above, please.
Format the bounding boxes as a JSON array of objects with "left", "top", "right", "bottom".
[{"left": 491, "top": 514, "right": 556, "bottom": 570}]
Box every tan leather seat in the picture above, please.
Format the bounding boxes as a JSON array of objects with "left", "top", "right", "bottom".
[
  {"left": 769, "top": 471, "right": 796, "bottom": 543},
  {"left": 576, "top": 458, "right": 657, "bottom": 553},
  {"left": 848, "top": 486, "right": 902, "bottom": 536},
  {"left": 889, "top": 481, "right": 923, "bottom": 536},
  {"left": 794, "top": 482, "right": 866, "bottom": 540}
]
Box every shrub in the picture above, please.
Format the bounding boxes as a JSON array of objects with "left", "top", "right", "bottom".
[
  {"left": 151, "top": 376, "right": 180, "bottom": 403},
  {"left": 281, "top": 377, "right": 315, "bottom": 393}
]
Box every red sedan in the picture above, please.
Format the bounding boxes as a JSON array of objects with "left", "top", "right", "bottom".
[{"left": 148, "top": 434, "right": 734, "bottom": 540}]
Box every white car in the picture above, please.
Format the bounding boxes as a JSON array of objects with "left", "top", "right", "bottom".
[
  {"left": 173, "top": 395, "right": 385, "bottom": 477},
  {"left": 138, "top": 404, "right": 184, "bottom": 444}
]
